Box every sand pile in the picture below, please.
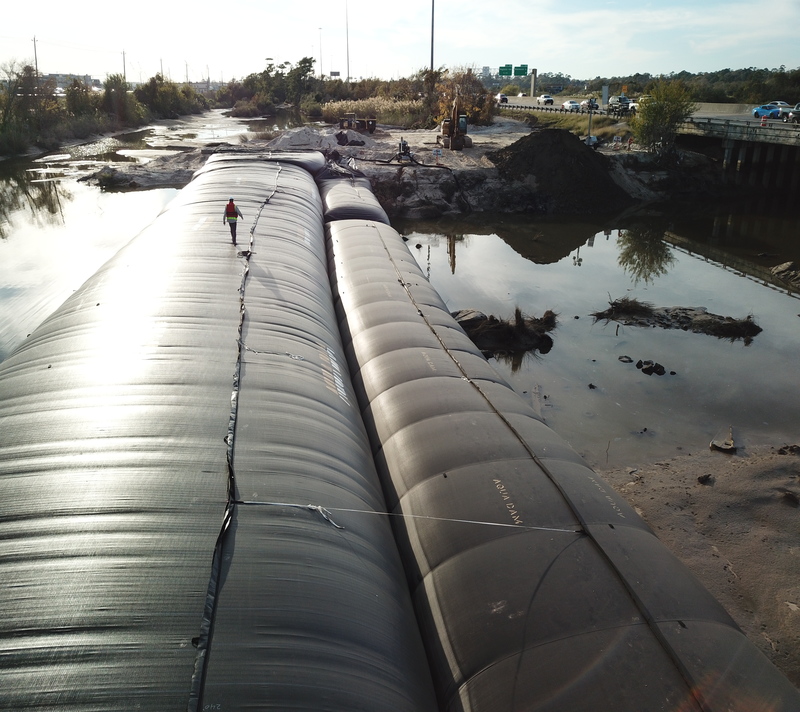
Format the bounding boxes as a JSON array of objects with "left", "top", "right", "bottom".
[{"left": 266, "top": 126, "right": 377, "bottom": 151}]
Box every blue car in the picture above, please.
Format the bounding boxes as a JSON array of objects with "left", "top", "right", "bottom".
[{"left": 752, "top": 104, "right": 781, "bottom": 119}]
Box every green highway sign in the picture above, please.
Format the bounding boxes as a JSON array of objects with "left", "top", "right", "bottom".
[
  {"left": 514, "top": 64, "right": 528, "bottom": 76},
  {"left": 499, "top": 64, "right": 512, "bottom": 76}
]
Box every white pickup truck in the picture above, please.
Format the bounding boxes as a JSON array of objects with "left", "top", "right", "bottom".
[{"left": 628, "top": 95, "right": 652, "bottom": 113}]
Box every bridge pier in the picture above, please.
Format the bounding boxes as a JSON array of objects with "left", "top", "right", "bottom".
[
  {"left": 775, "top": 144, "right": 791, "bottom": 188},
  {"left": 748, "top": 143, "right": 761, "bottom": 188},
  {"left": 791, "top": 145, "right": 800, "bottom": 194},
  {"left": 722, "top": 139, "right": 734, "bottom": 172},
  {"left": 681, "top": 118, "right": 800, "bottom": 194},
  {"left": 735, "top": 141, "right": 748, "bottom": 185}
]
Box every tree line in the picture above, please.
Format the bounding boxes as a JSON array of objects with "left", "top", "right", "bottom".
[
  {"left": 0, "top": 62, "right": 209, "bottom": 156},
  {"left": 2, "top": 57, "right": 797, "bottom": 158},
  {"left": 0, "top": 58, "right": 493, "bottom": 156},
  {"left": 498, "top": 66, "right": 800, "bottom": 104}
]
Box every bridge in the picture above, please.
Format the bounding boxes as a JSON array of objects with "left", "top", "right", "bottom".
[
  {"left": 680, "top": 116, "right": 800, "bottom": 147},
  {"left": 0, "top": 150, "right": 798, "bottom": 711},
  {"left": 678, "top": 117, "right": 800, "bottom": 191}
]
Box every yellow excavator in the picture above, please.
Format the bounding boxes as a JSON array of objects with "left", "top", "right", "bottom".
[{"left": 437, "top": 93, "right": 472, "bottom": 151}]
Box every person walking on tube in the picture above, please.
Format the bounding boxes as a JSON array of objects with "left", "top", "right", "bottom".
[{"left": 223, "top": 198, "right": 243, "bottom": 245}]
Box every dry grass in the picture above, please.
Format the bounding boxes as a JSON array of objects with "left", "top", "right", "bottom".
[
  {"left": 691, "top": 314, "right": 763, "bottom": 341},
  {"left": 591, "top": 297, "right": 763, "bottom": 344},
  {"left": 503, "top": 108, "right": 629, "bottom": 141},
  {"left": 321, "top": 98, "right": 427, "bottom": 127},
  {"left": 591, "top": 296, "right": 654, "bottom": 321}
]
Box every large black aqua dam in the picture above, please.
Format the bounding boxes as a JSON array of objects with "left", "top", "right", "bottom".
[{"left": 0, "top": 150, "right": 797, "bottom": 711}]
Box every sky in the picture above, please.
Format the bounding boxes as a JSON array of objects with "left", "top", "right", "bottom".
[{"left": 2, "top": 0, "right": 799, "bottom": 85}]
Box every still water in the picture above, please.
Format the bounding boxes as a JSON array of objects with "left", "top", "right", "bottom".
[
  {"left": 2, "top": 115, "right": 799, "bottom": 470},
  {"left": 0, "top": 110, "right": 271, "bottom": 359},
  {"left": 397, "top": 208, "right": 800, "bottom": 469}
]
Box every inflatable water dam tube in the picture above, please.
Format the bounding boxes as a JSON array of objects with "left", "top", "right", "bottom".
[
  {"left": 0, "top": 150, "right": 797, "bottom": 711},
  {"left": 326, "top": 217, "right": 800, "bottom": 711},
  {"left": 0, "top": 155, "right": 436, "bottom": 712}
]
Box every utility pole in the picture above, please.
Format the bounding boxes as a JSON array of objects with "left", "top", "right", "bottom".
[
  {"left": 122, "top": 50, "right": 126, "bottom": 83},
  {"left": 319, "top": 27, "right": 323, "bottom": 79},
  {"left": 32, "top": 36, "right": 40, "bottom": 96},
  {"left": 430, "top": 0, "right": 435, "bottom": 73}
]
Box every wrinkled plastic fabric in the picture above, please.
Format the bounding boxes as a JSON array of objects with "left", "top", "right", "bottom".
[
  {"left": 0, "top": 158, "right": 436, "bottom": 711},
  {"left": 326, "top": 218, "right": 800, "bottom": 712},
  {"left": 194, "top": 149, "right": 328, "bottom": 179},
  {"left": 317, "top": 175, "right": 390, "bottom": 224},
  {"left": 2, "top": 150, "right": 798, "bottom": 712}
]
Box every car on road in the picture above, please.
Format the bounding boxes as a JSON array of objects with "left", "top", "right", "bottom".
[
  {"left": 580, "top": 98, "right": 599, "bottom": 110},
  {"left": 607, "top": 95, "right": 631, "bottom": 115},
  {"left": 752, "top": 104, "right": 781, "bottom": 119},
  {"left": 495, "top": 93, "right": 508, "bottom": 104},
  {"left": 767, "top": 101, "right": 791, "bottom": 108},
  {"left": 561, "top": 100, "right": 580, "bottom": 112},
  {"left": 537, "top": 94, "right": 554, "bottom": 105},
  {"left": 785, "top": 111, "right": 800, "bottom": 124},
  {"left": 781, "top": 103, "right": 800, "bottom": 120},
  {"left": 629, "top": 95, "right": 652, "bottom": 113}
]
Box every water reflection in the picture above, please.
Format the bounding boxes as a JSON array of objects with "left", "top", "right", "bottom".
[
  {"left": 397, "top": 214, "right": 595, "bottom": 265},
  {"left": 0, "top": 160, "right": 74, "bottom": 240},
  {"left": 401, "top": 206, "right": 800, "bottom": 468},
  {"left": 616, "top": 223, "right": 676, "bottom": 285}
]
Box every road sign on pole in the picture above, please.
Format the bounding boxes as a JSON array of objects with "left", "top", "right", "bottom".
[
  {"left": 499, "top": 64, "right": 512, "bottom": 76},
  {"left": 514, "top": 64, "right": 528, "bottom": 76}
]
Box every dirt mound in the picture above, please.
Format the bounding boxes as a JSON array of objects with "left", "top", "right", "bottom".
[
  {"left": 266, "top": 126, "right": 376, "bottom": 151},
  {"left": 486, "top": 128, "right": 633, "bottom": 214}
]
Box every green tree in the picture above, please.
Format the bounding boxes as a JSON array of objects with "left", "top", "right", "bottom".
[
  {"left": 435, "top": 67, "right": 493, "bottom": 127},
  {"left": 66, "top": 78, "right": 95, "bottom": 117},
  {"left": 134, "top": 74, "right": 207, "bottom": 118},
  {"left": 0, "top": 61, "right": 25, "bottom": 133},
  {"left": 630, "top": 79, "right": 696, "bottom": 156},
  {"left": 101, "top": 73, "right": 145, "bottom": 125},
  {"left": 285, "top": 57, "right": 316, "bottom": 104}
]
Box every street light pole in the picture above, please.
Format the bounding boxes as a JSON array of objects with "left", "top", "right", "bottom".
[
  {"left": 346, "top": 0, "right": 350, "bottom": 84},
  {"left": 319, "top": 27, "right": 323, "bottom": 79}
]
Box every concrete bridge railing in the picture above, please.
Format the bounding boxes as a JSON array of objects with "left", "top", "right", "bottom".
[{"left": 680, "top": 116, "right": 800, "bottom": 147}]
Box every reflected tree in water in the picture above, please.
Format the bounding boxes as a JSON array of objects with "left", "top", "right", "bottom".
[
  {"left": 617, "top": 224, "right": 676, "bottom": 285},
  {"left": 0, "top": 163, "right": 73, "bottom": 240}
]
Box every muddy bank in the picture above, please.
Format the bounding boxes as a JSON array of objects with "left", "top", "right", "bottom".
[
  {"left": 82, "top": 118, "right": 729, "bottom": 218},
  {"left": 80, "top": 146, "right": 221, "bottom": 190},
  {"left": 599, "top": 444, "right": 800, "bottom": 686},
  {"left": 591, "top": 296, "right": 763, "bottom": 345}
]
